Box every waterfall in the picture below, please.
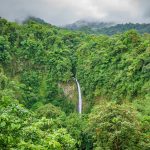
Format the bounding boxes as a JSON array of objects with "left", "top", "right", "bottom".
[{"left": 74, "top": 78, "right": 82, "bottom": 114}]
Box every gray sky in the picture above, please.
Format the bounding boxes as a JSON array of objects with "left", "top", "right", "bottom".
[{"left": 0, "top": 0, "right": 150, "bottom": 25}]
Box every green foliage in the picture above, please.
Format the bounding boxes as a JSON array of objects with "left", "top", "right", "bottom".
[
  {"left": 76, "top": 30, "right": 150, "bottom": 102},
  {"left": 35, "top": 103, "right": 64, "bottom": 119},
  {"left": 0, "top": 36, "right": 11, "bottom": 64},
  {"left": 0, "top": 71, "right": 76, "bottom": 149},
  {"left": 0, "top": 71, "right": 30, "bottom": 149},
  {"left": 0, "top": 18, "right": 150, "bottom": 149},
  {"left": 19, "top": 118, "right": 76, "bottom": 150},
  {"left": 61, "top": 113, "right": 88, "bottom": 149},
  {"left": 87, "top": 102, "right": 147, "bottom": 150}
]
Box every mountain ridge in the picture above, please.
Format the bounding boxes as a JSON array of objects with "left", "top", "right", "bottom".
[{"left": 63, "top": 20, "right": 150, "bottom": 35}]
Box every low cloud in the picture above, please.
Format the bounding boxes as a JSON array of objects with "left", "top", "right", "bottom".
[{"left": 0, "top": 0, "right": 149, "bottom": 25}]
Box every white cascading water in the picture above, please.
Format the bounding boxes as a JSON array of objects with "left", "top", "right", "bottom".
[{"left": 74, "top": 78, "right": 82, "bottom": 114}]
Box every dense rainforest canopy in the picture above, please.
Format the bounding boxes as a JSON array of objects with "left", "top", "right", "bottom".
[{"left": 0, "top": 18, "right": 150, "bottom": 150}]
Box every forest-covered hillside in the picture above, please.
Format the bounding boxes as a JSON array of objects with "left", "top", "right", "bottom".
[
  {"left": 0, "top": 18, "right": 150, "bottom": 149},
  {"left": 64, "top": 21, "right": 150, "bottom": 35}
]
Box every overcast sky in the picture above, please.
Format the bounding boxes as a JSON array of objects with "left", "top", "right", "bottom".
[{"left": 0, "top": 0, "right": 150, "bottom": 25}]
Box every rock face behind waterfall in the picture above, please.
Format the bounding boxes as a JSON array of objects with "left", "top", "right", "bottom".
[
  {"left": 58, "top": 80, "right": 82, "bottom": 113},
  {"left": 58, "top": 81, "right": 76, "bottom": 99},
  {"left": 58, "top": 81, "right": 78, "bottom": 110}
]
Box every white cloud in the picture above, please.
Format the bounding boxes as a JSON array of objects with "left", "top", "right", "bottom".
[{"left": 0, "top": 0, "right": 149, "bottom": 25}]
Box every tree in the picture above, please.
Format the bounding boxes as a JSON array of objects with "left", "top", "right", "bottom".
[{"left": 87, "top": 102, "right": 144, "bottom": 150}]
